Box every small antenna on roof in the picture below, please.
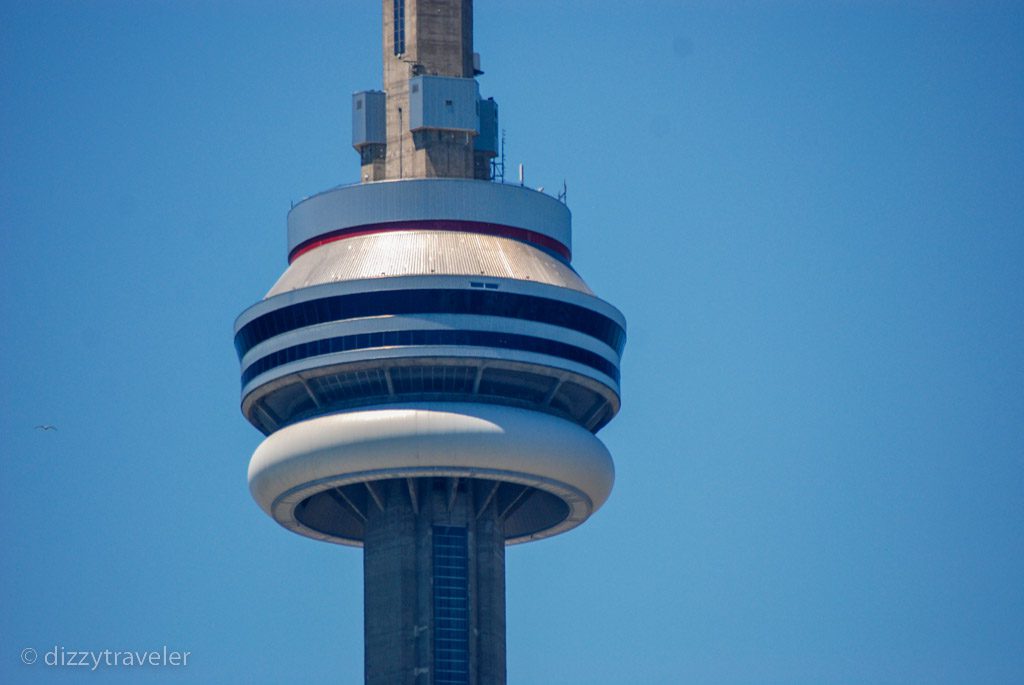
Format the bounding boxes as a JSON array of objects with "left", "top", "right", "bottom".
[
  {"left": 518, "top": 163, "right": 524, "bottom": 186},
  {"left": 557, "top": 180, "right": 567, "bottom": 204}
]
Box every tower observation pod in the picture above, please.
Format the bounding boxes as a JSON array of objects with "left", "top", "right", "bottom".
[{"left": 234, "top": 2, "right": 625, "bottom": 682}]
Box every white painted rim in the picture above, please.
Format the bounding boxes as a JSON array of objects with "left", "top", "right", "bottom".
[{"left": 248, "top": 402, "right": 615, "bottom": 546}]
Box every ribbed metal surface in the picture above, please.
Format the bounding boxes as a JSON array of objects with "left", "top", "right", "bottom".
[
  {"left": 266, "top": 230, "right": 592, "bottom": 298},
  {"left": 241, "top": 355, "right": 619, "bottom": 436}
]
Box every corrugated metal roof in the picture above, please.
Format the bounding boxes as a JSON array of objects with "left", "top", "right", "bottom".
[{"left": 266, "top": 230, "right": 592, "bottom": 298}]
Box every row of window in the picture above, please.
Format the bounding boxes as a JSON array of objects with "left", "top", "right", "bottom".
[
  {"left": 393, "top": 0, "right": 405, "bottom": 55},
  {"left": 248, "top": 365, "right": 612, "bottom": 435},
  {"left": 235, "top": 288, "right": 625, "bottom": 360},
  {"left": 240, "top": 328, "right": 620, "bottom": 387},
  {"left": 433, "top": 526, "right": 469, "bottom": 685}
]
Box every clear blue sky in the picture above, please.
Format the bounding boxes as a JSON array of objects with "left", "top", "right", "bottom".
[{"left": 2, "top": 2, "right": 1022, "bottom": 683}]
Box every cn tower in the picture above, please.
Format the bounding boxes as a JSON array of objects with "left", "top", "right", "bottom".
[{"left": 234, "top": 2, "right": 625, "bottom": 682}]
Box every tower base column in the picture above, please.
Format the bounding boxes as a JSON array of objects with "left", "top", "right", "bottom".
[{"left": 363, "top": 477, "right": 506, "bottom": 685}]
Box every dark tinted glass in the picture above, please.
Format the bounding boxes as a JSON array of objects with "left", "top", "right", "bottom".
[
  {"left": 433, "top": 526, "right": 468, "bottom": 684},
  {"left": 235, "top": 289, "right": 625, "bottom": 359},
  {"left": 241, "top": 329, "right": 619, "bottom": 387}
]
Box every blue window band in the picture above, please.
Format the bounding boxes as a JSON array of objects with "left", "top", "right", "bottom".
[
  {"left": 235, "top": 289, "right": 625, "bottom": 360},
  {"left": 393, "top": 0, "right": 405, "bottom": 55},
  {"left": 240, "top": 328, "right": 620, "bottom": 387},
  {"left": 433, "top": 526, "right": 469, "bottom": 684}
]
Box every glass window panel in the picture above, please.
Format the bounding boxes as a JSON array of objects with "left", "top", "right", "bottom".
[
  {"left": 235, "top": 289, "right": 625, "bottom": 360},
  {"left": 241, "top": 329, "right": 619, "bottom": 388}
]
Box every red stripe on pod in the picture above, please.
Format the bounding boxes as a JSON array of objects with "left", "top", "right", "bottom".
[{"left": 288, "top": 220, "right": 572, "bottom": 263}]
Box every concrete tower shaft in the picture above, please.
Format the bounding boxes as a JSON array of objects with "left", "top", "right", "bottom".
[
  {"left": 384, "top": 0, "right": 474, "bottom": 85},
  {"left": 357, "top": 0, "right": 492, "bottom": 181}
]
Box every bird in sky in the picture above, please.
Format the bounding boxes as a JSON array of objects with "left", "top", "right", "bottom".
[{"left": 34, "top": 425, "right": 58, "bottom": 431}]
